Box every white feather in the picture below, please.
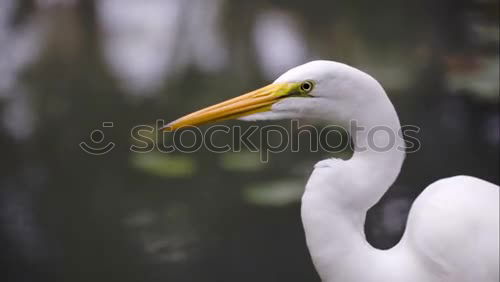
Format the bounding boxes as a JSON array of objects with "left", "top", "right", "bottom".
[{"left": 242, "top": 61, "right": 499, "bottom": 282}]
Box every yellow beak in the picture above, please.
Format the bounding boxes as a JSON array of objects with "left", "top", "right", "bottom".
[{"left": 162, "top": 83, "right": 301, "bottom": 131}]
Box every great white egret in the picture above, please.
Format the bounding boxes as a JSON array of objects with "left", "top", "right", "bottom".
[{"left": 163, "top": 61, "right": 499, "bottom": 282}]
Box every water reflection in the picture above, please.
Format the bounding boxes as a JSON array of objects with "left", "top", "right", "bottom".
[
  {"left": 123, "top": 203, "right": 201, "bottom": 264},
  {"left": 97, "top": 0, "right": 227, "bottom": 95},
  {"left": 253, "top": 9, "right": 309, "bottom": 79},
  {"left": 0, "top": 0, "right": 44, "bottom": 94},
  {"left": 97, "top": 0, "right": 182, "bottom": 94},
  {"left": 2, "top": 89, "right": 34, "bottom": 140}
]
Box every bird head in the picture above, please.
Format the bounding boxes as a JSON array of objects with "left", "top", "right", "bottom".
[{"left": 163, "top": 60, "right": 382, "bottom": 131}]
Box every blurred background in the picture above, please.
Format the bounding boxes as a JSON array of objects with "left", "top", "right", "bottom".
[{"left": 0, "top": 0, "right": 498, "bottom": 281}]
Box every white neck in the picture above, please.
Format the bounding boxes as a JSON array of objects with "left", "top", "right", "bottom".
[{"left": 301, "top": 91, "right": 406, "bottom": 281}]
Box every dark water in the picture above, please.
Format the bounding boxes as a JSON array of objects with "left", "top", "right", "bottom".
[{"left": 0, "top": 0, "right": 498, "bottom": 282}]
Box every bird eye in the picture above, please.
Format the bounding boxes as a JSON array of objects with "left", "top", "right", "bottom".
[{"left": 300, "top": 80, "right": 314, "bottom": 92}]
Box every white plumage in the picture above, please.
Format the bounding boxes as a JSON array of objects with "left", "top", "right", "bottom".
[
  {"left": 166, "top": 60, "right": 499, "bottom": 282},
  {"left": 267, "top": 61, "right": 499, "bottom": 282}
]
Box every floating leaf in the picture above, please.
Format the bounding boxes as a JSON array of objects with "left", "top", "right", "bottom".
[
  {"left": 130, "top": 153, "right": 196, "bottom": 178},
  {"left": 242, "top": 179, "right": 305, "bottom": 207},
  {"left": 220, "top": 151, "right": 266, "bottom": 172}
]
